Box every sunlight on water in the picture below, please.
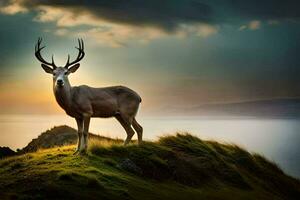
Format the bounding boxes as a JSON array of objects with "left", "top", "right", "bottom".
[{"left": 0, "top": 114, "right": 299, "bottom": 178}]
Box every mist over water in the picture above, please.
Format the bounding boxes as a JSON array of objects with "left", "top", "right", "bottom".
[{"left": 0, "top": 115, "right": 299, "bottom": 178}]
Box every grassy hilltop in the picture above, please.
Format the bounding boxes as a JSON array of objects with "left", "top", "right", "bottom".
[{"left": 0, "top": 127, "right": 300, "bottom": 200}]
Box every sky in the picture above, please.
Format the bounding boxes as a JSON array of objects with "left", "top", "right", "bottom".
[{"left": 0, "top": 0, "right": 299, "bottom": 115}]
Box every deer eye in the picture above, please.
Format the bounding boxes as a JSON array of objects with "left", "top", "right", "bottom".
[{"left": 64, "top": 71, "right": 68, "bottom": 75}]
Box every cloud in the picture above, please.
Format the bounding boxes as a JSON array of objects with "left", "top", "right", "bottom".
[
  {"left": 54, "top": 28, "right": 69, "bottom": 36},
  {"left": 0, "top": 0, "right": 299, "bottom": 46},
  {"left": 227, "top": 0, "right": 300, "bottom": 21},
  {"left": 0, "top": 0, "right": 27, "bottom": 15},
  {"left": 2, "top": 0, "right": 300, "bottom": 25},
  {"left": 36, "top": 5, "right": 217, "bottom": 47},
  {"left": 75, "top": 25, "right": 167, "bottom": 48},
  {"left": 1, "top": 0, "right": 214, "bottom": 29},
  {"left": 238, "top": 25, "right": 247, "bottom": 31},
  {"left": 248, "top": 20, "right": 261, "bottom": 30},
  {"left": 0, "top": 1, "right": 219, "bottom": 47},
  {"left": 195, "top": 24, "right": 219, "bottom": 37},
  {"left": 33, "top": 3, "right": 219, "bottom": 47},
  {"left": 268, "top": 20, "right": 280, "bottom": 25},
  {"left": 33, "top": 5, "right": 106, "bottom": 27},
  {"left": 239, "top": 20, "right": 261, "bottom": 31},
  {"left": 74, "top": 22, "right": 218, "bottom": 48}
]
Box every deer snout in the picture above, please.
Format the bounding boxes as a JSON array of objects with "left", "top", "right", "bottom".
[{"left": 56, "top": 79, "right": 64, "bottom": 87}]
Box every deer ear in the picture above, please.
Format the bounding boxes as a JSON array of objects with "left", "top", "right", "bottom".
[
  {"left": 68, "top": 63, "right": 80, "bottom": 73},
  {"left": 41, "top": 64, "right": 53, "bottom": 74}
]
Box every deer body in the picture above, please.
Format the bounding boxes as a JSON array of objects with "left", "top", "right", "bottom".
[
  {"left": 54, "top": 84, "right": 141, "bottom": 119},
  {"left": 35, "top": 38, "right": 143, "bottom": 154}
]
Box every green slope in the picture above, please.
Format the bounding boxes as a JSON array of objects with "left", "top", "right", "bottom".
[{"left": 0, "top": 133, "right": 299, "bottom": 200}]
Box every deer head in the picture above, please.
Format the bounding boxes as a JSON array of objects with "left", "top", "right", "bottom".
[{"left": 35, "top": 38, "right": 85, "bottom": 88}]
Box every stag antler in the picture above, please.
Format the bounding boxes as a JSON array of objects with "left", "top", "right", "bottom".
[
  {"left": 64, "top": 39, "right": 85, "bottom": 69},
  {"left": 35, "top": 37, "right": 57, "bottom": 69}
]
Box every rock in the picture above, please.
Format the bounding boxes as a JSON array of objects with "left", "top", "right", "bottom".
[
  {"left": 117, "top": 158, "right": 142, "bottom": 175},
  {"left": 0, "top": 147, "right": 16, "bottom": 158}
]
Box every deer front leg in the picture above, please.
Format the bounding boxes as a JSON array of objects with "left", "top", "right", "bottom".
[
  {"left": 74, "top": 118, "right": 83, "bottom": 155},
  {"left": 82, "top": 116, "right": 91, "bottom": 153}
]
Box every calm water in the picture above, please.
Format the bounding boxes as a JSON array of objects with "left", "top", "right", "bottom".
[{"left": 0, "top": 115, "right": 299, "bottom": 178}]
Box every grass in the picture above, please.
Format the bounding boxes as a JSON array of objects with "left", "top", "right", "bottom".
[{"left": 0, "top": 133, "right": 299, "bottom": 200}]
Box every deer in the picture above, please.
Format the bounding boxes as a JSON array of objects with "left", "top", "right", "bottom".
[{"left": 34, "top": 38, "right": 143, "bottom": 154}]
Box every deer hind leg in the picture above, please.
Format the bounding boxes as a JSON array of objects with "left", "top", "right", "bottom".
[
  {"left": 74, "top": 118, "right": 83, "bottom": 155},
  {"left": 116, "top": 115, "right": 135, "bottom": 145},
  {"left": 132, "top": 118, "right": 143, "bottom": 145}
]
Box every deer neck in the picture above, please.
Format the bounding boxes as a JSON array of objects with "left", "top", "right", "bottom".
[{"left": 53, "top": 79, "right": 73, "bottom": 111}]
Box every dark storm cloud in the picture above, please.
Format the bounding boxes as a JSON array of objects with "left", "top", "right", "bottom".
[
  {"left": 4, "top": 0, "right": 300, "bottom": 32},
  {"left": 227, "top": 0, "right": 300, "bottom": 20},
  {"left": 17, "top": 0, "right": 213, "bottom": 31}
]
